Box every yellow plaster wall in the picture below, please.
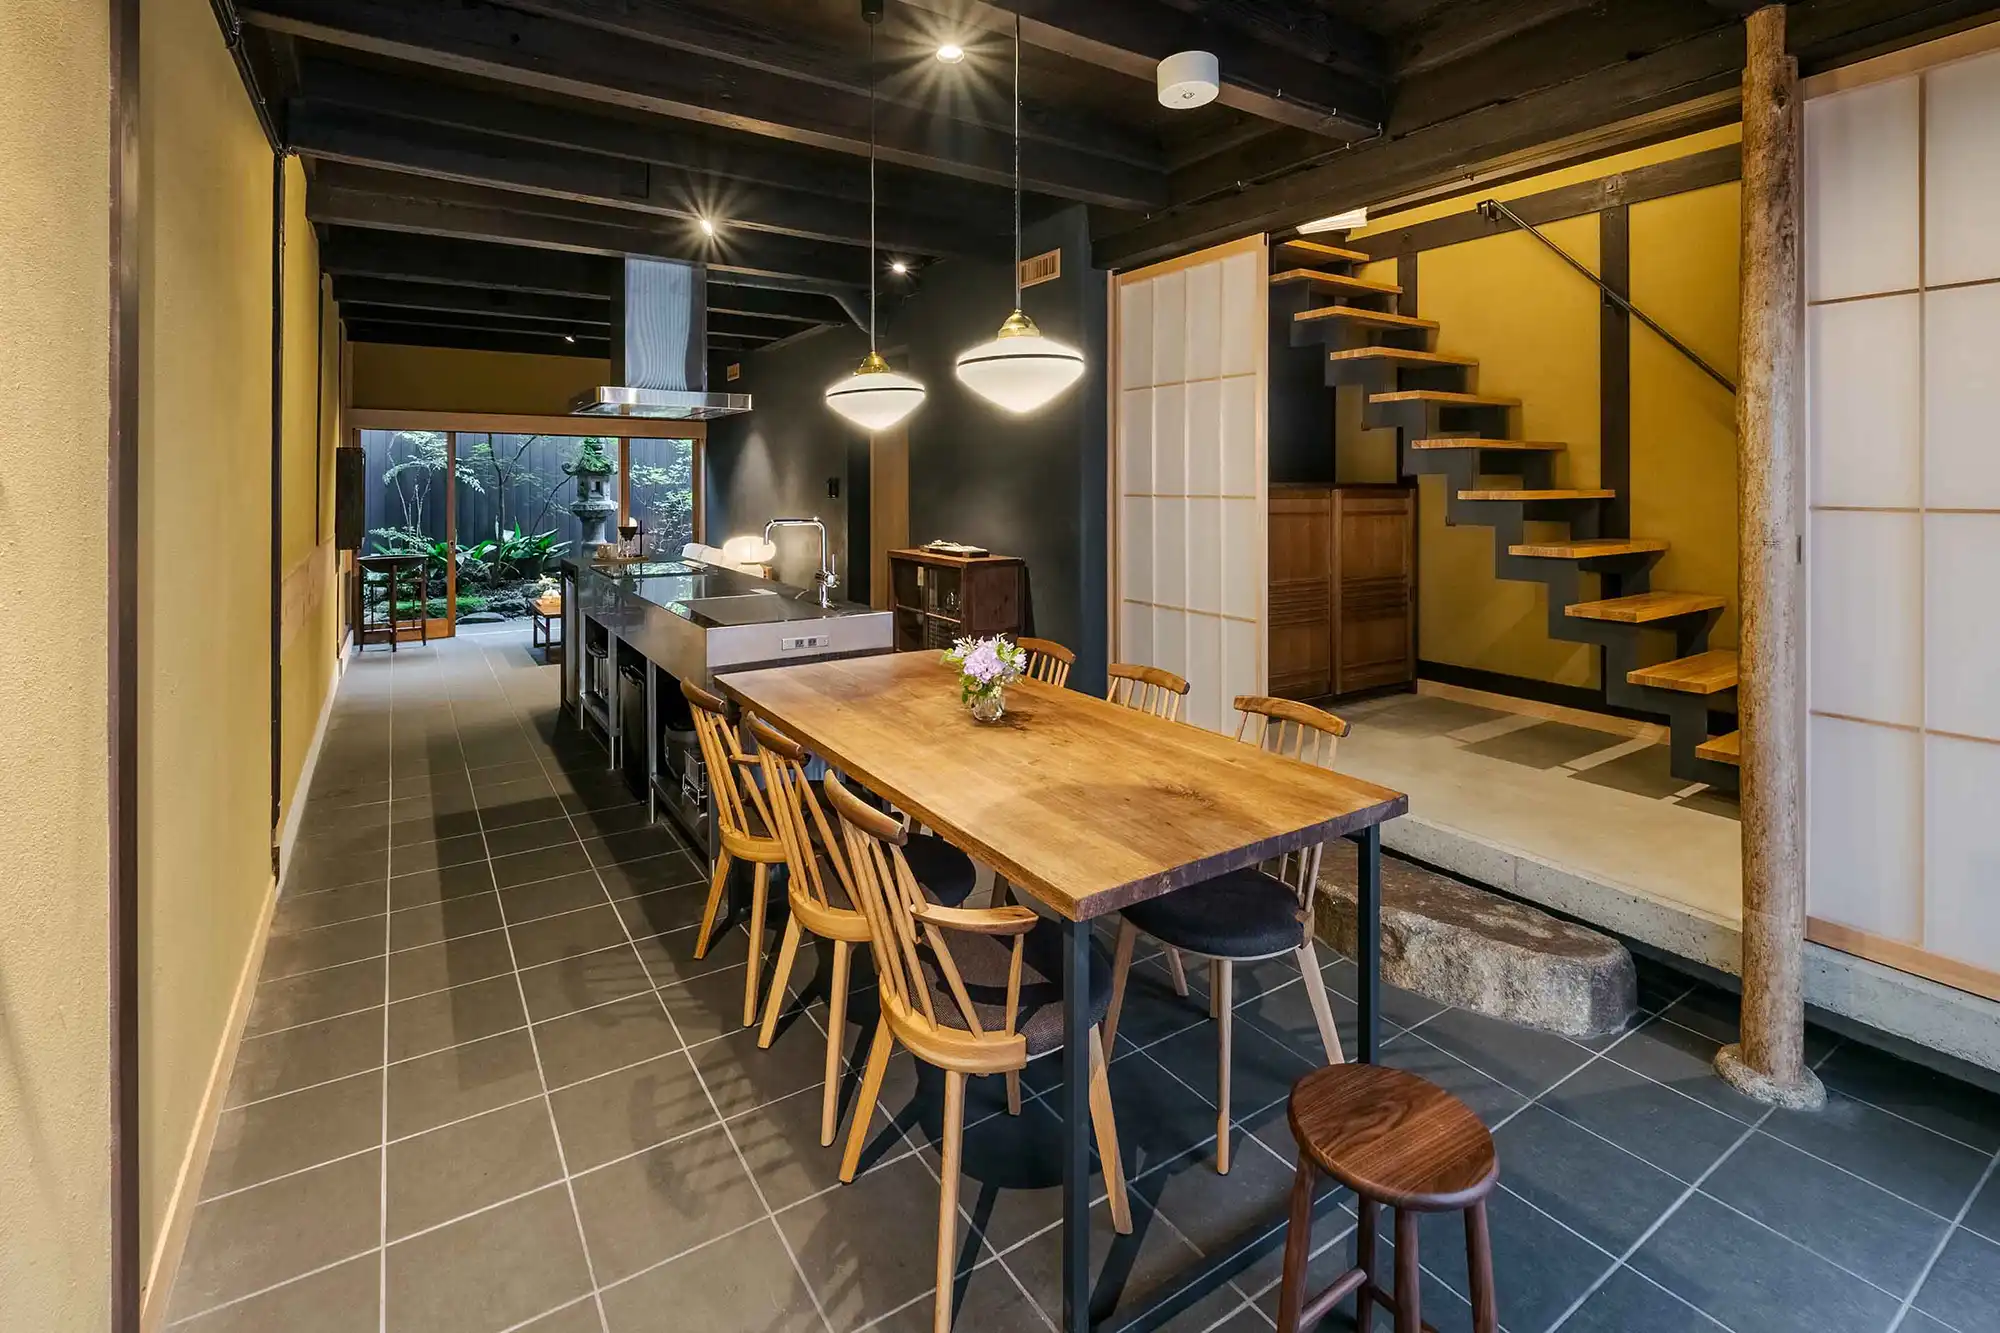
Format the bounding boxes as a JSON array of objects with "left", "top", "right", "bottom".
[
  {"left": 0, "top": 2, "right": 113, "bottom": 1326},
  {"left": 1337, "top": 126, "right": 1743, "bottom": 688},
  {"left": 350, "top": 341, "right": 610, "bottom": 414},
  {"left": 137, "top": 0, "right": 279, "bottom": 1276}
]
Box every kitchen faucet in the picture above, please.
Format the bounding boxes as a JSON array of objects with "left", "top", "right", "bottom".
[{"left": 764, "top": 517, "right": 839, "bottom": 608}]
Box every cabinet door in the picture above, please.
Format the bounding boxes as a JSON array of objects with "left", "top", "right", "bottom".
[
  {"left": 1268, "top": 490, "right": 1333, "bottom": 698},
  {"left": 1332, "top": 490, "right": 1415, "bottom": 693}
]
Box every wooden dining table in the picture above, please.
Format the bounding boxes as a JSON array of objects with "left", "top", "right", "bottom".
[{"left": 716, "top": 652, "right": 1409, "bottom": 1333}]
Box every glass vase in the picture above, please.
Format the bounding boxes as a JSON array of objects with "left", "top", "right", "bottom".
[{"left": 969, "top": 688, "right": 1006, "bottom": 723}]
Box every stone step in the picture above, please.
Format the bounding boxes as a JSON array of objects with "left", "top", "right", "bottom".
[{"left": 1313, "top": 841, "right": 1637, "bottom": 1039}]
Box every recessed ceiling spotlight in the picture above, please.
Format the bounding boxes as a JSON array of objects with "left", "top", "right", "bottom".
[
  {"left": 563, "top": 334, "right": 576, "bottom": 343},
  {"left": 936, "top": 42, "right": 965, "bottom": 64},
  {"left": 1157, "top": 50, "right": 1219, "bottom": 109},
  {"left": 698, "top": 217, "right": 717, "bottom": 237},
  {"left": 890, "top": 260, "right": 909, "bottom": 275}
]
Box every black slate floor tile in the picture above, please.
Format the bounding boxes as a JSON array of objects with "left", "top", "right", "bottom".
[
  {"left": 1541, "top": 1054, "right": 1752, "bottom": 1183},
  {"left": 1763, "top": 1091, "right": 1992, "bottom": 1217},
  {"left": 1402, "top": 1003, "right": 1594, "bottom": 1098},
  {"left": 1913, "top": 1228, "right": 2000, "bottom": 1333},
  {"left": 1492, "top": 1103, "right": 1686, "bottom": 1254},
  {"left": 1560, "top": 1265, "right": 1730, "bottom": 1333},
  {"left": 1413, "top": 1184, "right": 1614, "bottom": 1332},
  {"left": 1816, "top": 1041, "right": 2000, "bottom": 1153}
]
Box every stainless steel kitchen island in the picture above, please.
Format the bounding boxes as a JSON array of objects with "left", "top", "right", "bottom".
[{"left": 557, "top": 556, "right": 892, "bottom": 845}]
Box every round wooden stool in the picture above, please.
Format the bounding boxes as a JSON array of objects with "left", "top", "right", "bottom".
[{"left": 1275, "top": 1064, "right": 1499, "bottom": 1333}]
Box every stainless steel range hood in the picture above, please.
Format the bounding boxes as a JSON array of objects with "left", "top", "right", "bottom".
[{"left": 572, "top": 256, "right": 752, "bottom": 420}]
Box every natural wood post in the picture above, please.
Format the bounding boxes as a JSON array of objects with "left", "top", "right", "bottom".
[{"left": 1716, "top": 3, "right": 1825, "bottom": 1111}]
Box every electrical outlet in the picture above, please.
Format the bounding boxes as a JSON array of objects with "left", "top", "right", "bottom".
[
  {"left": 781, "top": 634, "right": 831, "bottom": 652},
  {"left": 827, "top": 477, "right": 840, "bottom": 499}
]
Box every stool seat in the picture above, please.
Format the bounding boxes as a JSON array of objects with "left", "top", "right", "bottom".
[{"left": 1291, "top": 1064, "right": 1497, "bottom": 1211}]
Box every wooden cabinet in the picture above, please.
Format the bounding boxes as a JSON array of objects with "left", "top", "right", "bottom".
[
  {"left": 887, "top": 549, "right": 1024, "bottom": 652},
  {"left": 1268, "top": 485, "right": 1415, "bottom": 699}
]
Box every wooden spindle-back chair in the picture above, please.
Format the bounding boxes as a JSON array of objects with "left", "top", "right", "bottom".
[
  {"left": 1105, "top": 694, "right": 1353, "bottom": 1174},
  {"left": 1105, "top": 662, "right": 1191, "bottom": 722},
  {"left": 1016, "top": 636, "right": 1076, "bottom": 688},
  {"left": 824, "top": 773, "right": 1131, "bottom": 1333},
  {"left": 684, "top": 681, "right": 789, "bottom": 1026}
]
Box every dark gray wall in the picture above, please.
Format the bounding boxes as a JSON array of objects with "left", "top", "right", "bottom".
[
  {"left": 705, "top": 204, "right": 1110, "bottom": 692},
  {"left": 702, "top": 324, "right": 868, "bottom": 588}
]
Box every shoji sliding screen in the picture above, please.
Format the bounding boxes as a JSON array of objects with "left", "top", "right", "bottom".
[
  {"left": 1802, "top": 34, "right": 2000, "bottom": 1001},
  {"left": 1111, "top": 236, "right": 1269, "bottom": 733}
]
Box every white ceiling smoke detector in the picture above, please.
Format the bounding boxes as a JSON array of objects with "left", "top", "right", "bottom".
[{"left": 1157, "top": 50, "right": 1219, "bottom": 109}]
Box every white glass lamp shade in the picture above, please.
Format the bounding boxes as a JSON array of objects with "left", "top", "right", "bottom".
[
  {"left": 825, "top": 351, "right": 926, "bottom": 431},
  {"left": 954, "top": 310, "right": 1087, "bottom": 415}
]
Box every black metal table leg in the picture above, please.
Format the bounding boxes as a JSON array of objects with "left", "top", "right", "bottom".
[
  {"left": 1348, "top": 824, "right": 1382, "bottom": 1064},
  {"left": 1061, "top": 916, "right": 1093, "bottom": 1333}
]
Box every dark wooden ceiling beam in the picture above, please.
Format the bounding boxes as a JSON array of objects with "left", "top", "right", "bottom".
[
  {"left": 240, "top": 0, "right": 1168, "bottom": 209},
  {"left": 344, "top": 320, "right": 613, "bottom": 357},
  {"left": 307, "top": 163, "right": 873, "bottom": 295},
  {"left": 319, "top": 226, "right": 618, "bottom": 297},
  {"left": 287, "top": 100, "right": 1001, "bottom": 258},
  {"left": 1395, "top": 0, "right": 1603, "bottom": 77},
  {"left": 1152, "top": 0, "right": 1389, "bottom": 85},
  {"left": 902, "top": 0, "right": 1386, "bottom": 137},
  {"left": 341, "top": 300, "right": 784, "bottom": 343},
  {"left": 330, "top": 276, "right": 612, "bottom": 325}
]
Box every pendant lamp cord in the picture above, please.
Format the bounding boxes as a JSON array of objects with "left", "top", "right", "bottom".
[
  {"left": 868, "top": 20, "right": 878, "bottom": 353},
  {"left": 1013, "top": 13, "right": 1022, "bottom": 308}
]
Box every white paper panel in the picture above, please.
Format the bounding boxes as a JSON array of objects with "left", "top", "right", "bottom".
[
  {"left": 1807, "top": 714, "right": 1923, "bottom": 942},
  {"left": 1119, "top": 280, "right": 1154, "bottom": 390},
  {"left": 1925, "top": 733, "right": 2000, "bottom": 974},
  {"left": 1810, "top": 510, "right": 1923, "bottom": 726},
  {"left": 1926, "top": 513, "right": 2000, "bottom": 743},
  {"left": 1924, "top": 49, "right": 2000, "bottom": 286},
  {"left": 1220, "top": 498, "right": 1261, "bottom": 621},
  {"left": 1224, "top": 617, "right": 1262, "bottom": 713},
  {"left": 1153, "top": 607, "right": 1187, "bottom": 680},
  {"left": 1220, "top": 252, "right": 1261, "bottom": 378},
  {"left": 1185, "top": 262, "right": 1223, "bottom": 383},
  {"left": 1151, "top": 271, "right": 1186, "bottom": 386},
  {"left": 1186, "top": 499, "right": 1222, "bottom": 614},
  {"left": 1121, "top": 600, "right": 1152, "bottom": 669},
  {"left": 1186, "top": 378, "right": 1222, "bottom": 496},
  {"left": 1804, "top": 77, "right": 1921, "bottom": 302},
  {"left": 1187, "top": 614, "right": 1223, "bottom": 732},
  {"left": 1153, "top": 384, "right": 1187, "bottom": 498},
  {"left": 1119, "top": 387, "right": 1153, "bottom": 495},
  {"left": 1808, "top": 295, "right": 1921, "bottom": 508},
  {"left": 1220, "top": 375, "right": 1258, "bottom": 497},
  {"left": 1924, "top": 282, "right": 2000, "bottom": 508},
  {"left": 1154, "top": 496, "right": 1187, "bottom": 608},
  {"left": 1121, "top": 498, "right": 1153, "bottom": 604}
]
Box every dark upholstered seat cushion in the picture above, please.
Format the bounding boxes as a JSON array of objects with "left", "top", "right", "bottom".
[
  {"left": 1122, "top": 867, "right": 1306, "bottom": 959},
  {"left": 920, "top": 921, "right": 1111, "bottom": 1056},
  {"left": 903, "top": 831, "right": 977, "bottom": 907}
]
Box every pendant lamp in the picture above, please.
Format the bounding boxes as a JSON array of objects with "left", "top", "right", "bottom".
[
  {"left": 826, "top": 10, "right": 925, "bottom": 431},
  {"left": 955, "top": 16, "right": 1086, "bottom": 415}
]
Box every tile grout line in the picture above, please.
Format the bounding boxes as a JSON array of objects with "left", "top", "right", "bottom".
[
  {"left": 378, "top": 645, "right": 399, "bottom": 1333},
  {"left": 477, "top": 633, "right": 838, "bottom": 1333},
  {"left": 1884, "top": 1146, "right": 1999, "bottom": 1333}
]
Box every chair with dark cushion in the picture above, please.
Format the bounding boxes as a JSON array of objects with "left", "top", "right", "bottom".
[
  {"left": 684, "top": 681, "right": 789, "bottom": 1027},
  {"left": 1104, "top": 695, "right": 1353, "bottom": 1174}
]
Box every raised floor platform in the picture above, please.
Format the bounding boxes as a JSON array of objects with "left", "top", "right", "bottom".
[{"left": 1330, "top": 683, "right": 2000, "bottom": 1076}]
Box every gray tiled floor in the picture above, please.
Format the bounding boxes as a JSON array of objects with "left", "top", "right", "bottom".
[{"left": 168, "top": 626, "right": 2000, "bottom": 1333}]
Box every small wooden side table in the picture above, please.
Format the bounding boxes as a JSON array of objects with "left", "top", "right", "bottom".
[
  {"left": 532, "top": 592, "right": 564, "bottom": 663},
  {"left": 357, "top": 553, "right": 430, "bottom": 652}
]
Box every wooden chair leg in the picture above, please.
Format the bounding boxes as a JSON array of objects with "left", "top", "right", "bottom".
[
  {"left": 819, "top": 940, "right": 852, "bottom": 1148},
  {"left": 1209, "top": 959, "right": 1224, "bottom": 1020},
  {"left": 1394, "top": 1207, "right": 1421, "bottom": 1333},
  {"left": 742, "top": 861, "right": 771, "bottom": 1026},
  {"left": 1087, "top": 1026, "right": 1133, "bottom": 1234},
  {"left": 1215, "top": 958, "right": 1234, "bottom": 1175},
  {"left": 1166, "top": 946, "right": 1189, "bottom": 997},
  {"left": 934, "top": 1071, "right": 966, "bottom": 1333},
  {"left": 1297, "top": 941, "right": 1346, "bottom": 1066},
  {"left": 692, "top": 850, "right": 732, "bottom": 960},
  {"left": 839, "top": 1014, "right": 894, "bottom": 1183},
  {"left": 1005, "top": 1071, "right": 1022, "bottom": 1116},
  {"left": 758, "top": 916, "right": 803, "bottom": 1050},
  {"left": 1103, "top": 918, "right": 1137, "bottom": 1055},
  {"left": 1275, "top": 1158, "right": 1318, "bottom": 1333},
  {"left": 1466, "top": 1198, "right": 1498, "bottom": 1333},
  {"left": 1355, "top": 1197, "right": 1379, "bottom": 1332}
]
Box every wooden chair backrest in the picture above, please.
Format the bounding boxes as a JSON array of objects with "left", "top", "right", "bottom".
[
  {"left": 746, "top": 715, "right": 854, "bottom": 917},
  {"left": 1105, "top": 663, "right": 1191, "bottom": 721},
  {"left": 1017, "top": 636, "right": 1076, "bottom": 688},
  {"left": 1233, "top": 694, "right": 1351, "bottom": 901},
  {"left": 823, "top": 774, "right": 1028, "bottom": 1071},
  {"left": 682, "top": 680, "right": 773, "bottom": 846}
]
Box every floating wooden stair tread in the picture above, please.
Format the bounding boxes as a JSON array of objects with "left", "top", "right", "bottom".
[
  {"left": 1566, "top": 591, "right": 1727, "bottom": 623},
  {"left": 1270, "top": 268, "right": 1402, "bottom": 296},
  {"left": 1331, "top": 347, "right": 1477, "bottom": 366},
  {"left": 1371, "top": 390, "right": 1519, "bottom": 407},
  {"left": 1627, "top": 649, "right": 1739, "bottom": 695},
  {"left": 1696, "top": 731, "right": 1742, "bottom": 765},
  {"left": 1411, "top": 437, "right": 1564, "bottom": 451},
  {"left": 1459, "top": 488, "right": 1614, "bottom": 501},
  {"left": 1509, "top": 538, "right": 1669, "bottom": 559},
  {"left": 1294, "top": 305, "right": 1438, "bottom": 331},
  {"left": 1279, "top": 238, "right": 1370, "bottom": 264}
]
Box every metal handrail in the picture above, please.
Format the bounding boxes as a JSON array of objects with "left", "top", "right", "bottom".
[{"left": 1476, "top": 198, "right": 1738, "bottom": 395}]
